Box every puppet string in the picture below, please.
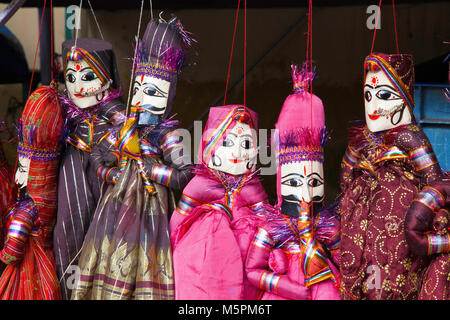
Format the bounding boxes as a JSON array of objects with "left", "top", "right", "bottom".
[
  {"left": 223, "top": 0, "right": 241, "bottom": 105},
  {"left": 126, "top": 0, "right": 145, "bottom": 116},
  {"left": 87, "top": 0, "right": 104, "bottom": 40}
]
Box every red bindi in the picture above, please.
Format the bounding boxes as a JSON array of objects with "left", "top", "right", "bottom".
[
  {"left": 76, "top": 64, "right": 81, "bottom": 71},
  {"left": 371, "top": 76, "right": 378, "bottom": 85},
  {"left": 141, "top": 75, "right": 144, "bottom": 83},
  {"left": 237, "top": 127, "right": 244, "bottom": 135}
]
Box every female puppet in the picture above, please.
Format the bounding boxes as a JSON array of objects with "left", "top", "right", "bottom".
[
  {"left": 405, "top": 178, "right": 449, "bottom": 299},
  {"left": 245, "top": 64, "right": 341, "bottom": 300},
  {"left": 70, "top": 16, "right": 193, "bottom": 300},
  {"left": 170, "top": 105, "right": 270, "bottom": 300},
  {"left": 53, "top": 38, "right": 126, "bottom": 299},
  {"left": 338, "top": 53, "right": 444, "bottom": 300},
  {"left": 0, "top": 84, "right": 64, "bottom": 299}
]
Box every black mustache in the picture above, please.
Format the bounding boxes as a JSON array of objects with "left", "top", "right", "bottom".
[
  {"left": 280, "top": 194, "right": 324, "bottom": 217},
  {"left": 140, "top": 104, "right": 166, "bottom": 112}
]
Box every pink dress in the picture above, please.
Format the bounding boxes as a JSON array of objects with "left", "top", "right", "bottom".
[
  {"left": 170, "top": 168, "right": 268, "bottom": 300},
  {"left": 245, "top": 205, "right": 341, "bottom": 300}
]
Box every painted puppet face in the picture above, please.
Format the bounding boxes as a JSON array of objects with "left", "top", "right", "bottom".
[
  {"left": 280, "top": 160, "right": 324, "bottom": 216},
  {"left": 15, "top": 156, "right": 30, "bottom": 189},
  {"left": 132, "top": 74, "right": 170, "bottom": 125},
  {"left": 364, "top": 69, "right": 412, "bottom": 132},
  {"left": 208, "top": 122, "right": 257, "bottom": 176},
  {"left": 65, "top": 59, "right": 109, "bottom": 109}
]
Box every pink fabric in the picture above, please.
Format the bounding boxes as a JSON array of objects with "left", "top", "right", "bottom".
[{"left": 170, "top": 105, "right": 268, "bottom": 300}]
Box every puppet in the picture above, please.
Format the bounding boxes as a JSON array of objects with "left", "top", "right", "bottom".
[
  {"left": 70, "top": 16, "right": 193, "bottom": 300},
  {"left": 0, "top": 84, "right": 64, "bottom": 299},
  {"left": 53, "top": 38, "right": 126, "bottom": 299},
  {"left": 338, "top": 53, "right": 444, "bottom": 299},
  {"left": 245, "top": 64, "right": 341, "bottom": 300}
]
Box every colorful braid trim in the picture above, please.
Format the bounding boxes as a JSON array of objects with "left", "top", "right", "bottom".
[
  {"left": 414, "top": 186, "right": 445, "bottom": 212},
  {"left": 259, "top": 271, "right": 281, "bottom": 294},
  {"left": 427, "top": 233, "right": 450, "bottom": 255},
  {"left": 18, "top": 142, "right": 60, "bottom": 161},
  {"left": 150, "top": 164, "right": 174, "bottom": 187},
  {"left": 410, "top": 145, "right": 439, "bottom": 171},
  {"left": 135, "top": 63, "right": 175, "bottom": 82},
  {"left": 175, "top": 194, "right": 201, "bottom": 216},
  {"left": 251, "top": 228, "right": 274, "bottom": 250}
]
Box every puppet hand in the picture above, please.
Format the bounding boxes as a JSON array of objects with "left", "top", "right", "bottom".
[
  {"left": 0, "top": 207, "right": 37, "bottom": 265},
  {"left": 268, "top": 249, "right": 288, "bottom": 274}
]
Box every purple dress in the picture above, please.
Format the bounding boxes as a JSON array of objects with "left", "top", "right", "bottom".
[{"left": 338, "top": 123, "right": 443, "bottom": 300}]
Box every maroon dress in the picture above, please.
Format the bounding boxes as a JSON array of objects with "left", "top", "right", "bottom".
[{"left": 338, "top": 123, "right": 443, "bottom": 300}]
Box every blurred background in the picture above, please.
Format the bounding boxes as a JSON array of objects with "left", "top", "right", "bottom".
[{"left": 0, "top": 0, "right": 448, "bottom": 204}]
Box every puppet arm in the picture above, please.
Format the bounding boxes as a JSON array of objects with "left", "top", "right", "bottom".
[
  {"left": 90, "top": 132, "right": 121, "bottom": 184},
  {"left": 0, "top": 199, "right": 38, "bottom": 264},
  {"left": 141, "top": 129, "right": 193, "bottom": 190},
  {"left": 405, "top": 180, "right": 450, "bottom": 256}
]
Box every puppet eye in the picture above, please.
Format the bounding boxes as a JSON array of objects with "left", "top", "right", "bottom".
[
  {"left": 143, "top": 86, "right": 165, "bottom": 97},
  {"left": 222, "top": 138, "right": 234, "bottom": 147},
  {"left": 308, "top": 178, "right": 323, "bottom": 188},
  {"left": 81, "top": 72, "right": 98, "bottom": 81},
  {"left": 376, "top": 89, "right": 400, "bottom": 100},
  {"left": 364, "top": 90, "right": 372, "bottom": 102},
  {"left": 282, "top": 177, "right": 303, "bottom": 187},
  {"left": 66, "top": 73, "right": 76, "bottom": 83},
  {"left": 240, "top": 139, "right": 253, "bottom": 150}
]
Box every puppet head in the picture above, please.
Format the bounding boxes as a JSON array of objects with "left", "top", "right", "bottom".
[
  {"left": 62, "top": 38, "right": 121, "bottom": 109},
  {"left": 133, "top": 15, "right": 194, "bottom": 125},
  {"left": 275, "top": 63, "right": 327, "bottom": 217},
  {"left": 200, "top": 105, "right": 258, "bottom": 176},
  {"left": 364, "top": 53, "right": 415, "bottom": 132}
]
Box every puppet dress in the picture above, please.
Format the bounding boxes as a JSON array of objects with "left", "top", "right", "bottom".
[
  {"left": 54, "top": 92, "right": 125, "bottom": 296},
  {"left": 71, "top": 120, "right": 191, "bottom": 300},
  {"left": 170, "top": 167, "right": 269, "bottom": 300},
  {"left": 338, "top": 123, "right": 443, "bottom": 300},
  {"left": 246, "top": 204, "right": 341, "bottom": 300},
  {"left": 0, "top": 85, "right": 63, "bottom": 299}
]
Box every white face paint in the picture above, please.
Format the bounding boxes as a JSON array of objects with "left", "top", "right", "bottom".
[
  {"left": 280, "top": 160, "right": 324, "bottom": 204},
  {"left": 132, "top": 74, "right": 170, "bottom": 115},
  {"left": 208, "top": 122, "right": 258, "bottom": 176},
  {"left": 65, "top": 59, "right": 109, "bottom": 109},
  {"left": 364, "top": 70, "right": 412, "bottom": 132},
  {"left": 15, "top": 156, "right": 30, "bottom": 189}
]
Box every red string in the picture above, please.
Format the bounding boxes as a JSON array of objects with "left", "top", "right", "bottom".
[
  {"left": 370, "top": 0, "right": 383, "bottom": 56},
  {"left": 392, "top": 0, "right": 399, "bottom": 54},
  {"left": 50, "top": 0, "right": 54, "bottom": 81},
  {"left": 243, "top": 0, "right": 247, "bottom": 106},
  {"left": 308, "top": 0, "right": 313, "bottom": 218},
  {"left": 223, "top": 0, "right": 241, "bottom": 105},
  {"left": 28, "top": 0, "right": 48, "bottom": 97}
]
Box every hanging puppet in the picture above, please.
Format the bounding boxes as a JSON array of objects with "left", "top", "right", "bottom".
[
  {"left": 53, "top": 38, "right": 126, "bottom": 299},
  {"left": 245, "top": 63, "right": 341, "bottom": 300},
  {"left": 170, "top": 105, "right": 271, "bottom": 300},
  {"left": 338, "top": 53, "right": 445, "bottom": 300},
  {"left": 70, "top": 15, "right": 194, "bottom": 300},
  {"left": 0, "top": 84, "right": 64, "bottom": 299}
]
